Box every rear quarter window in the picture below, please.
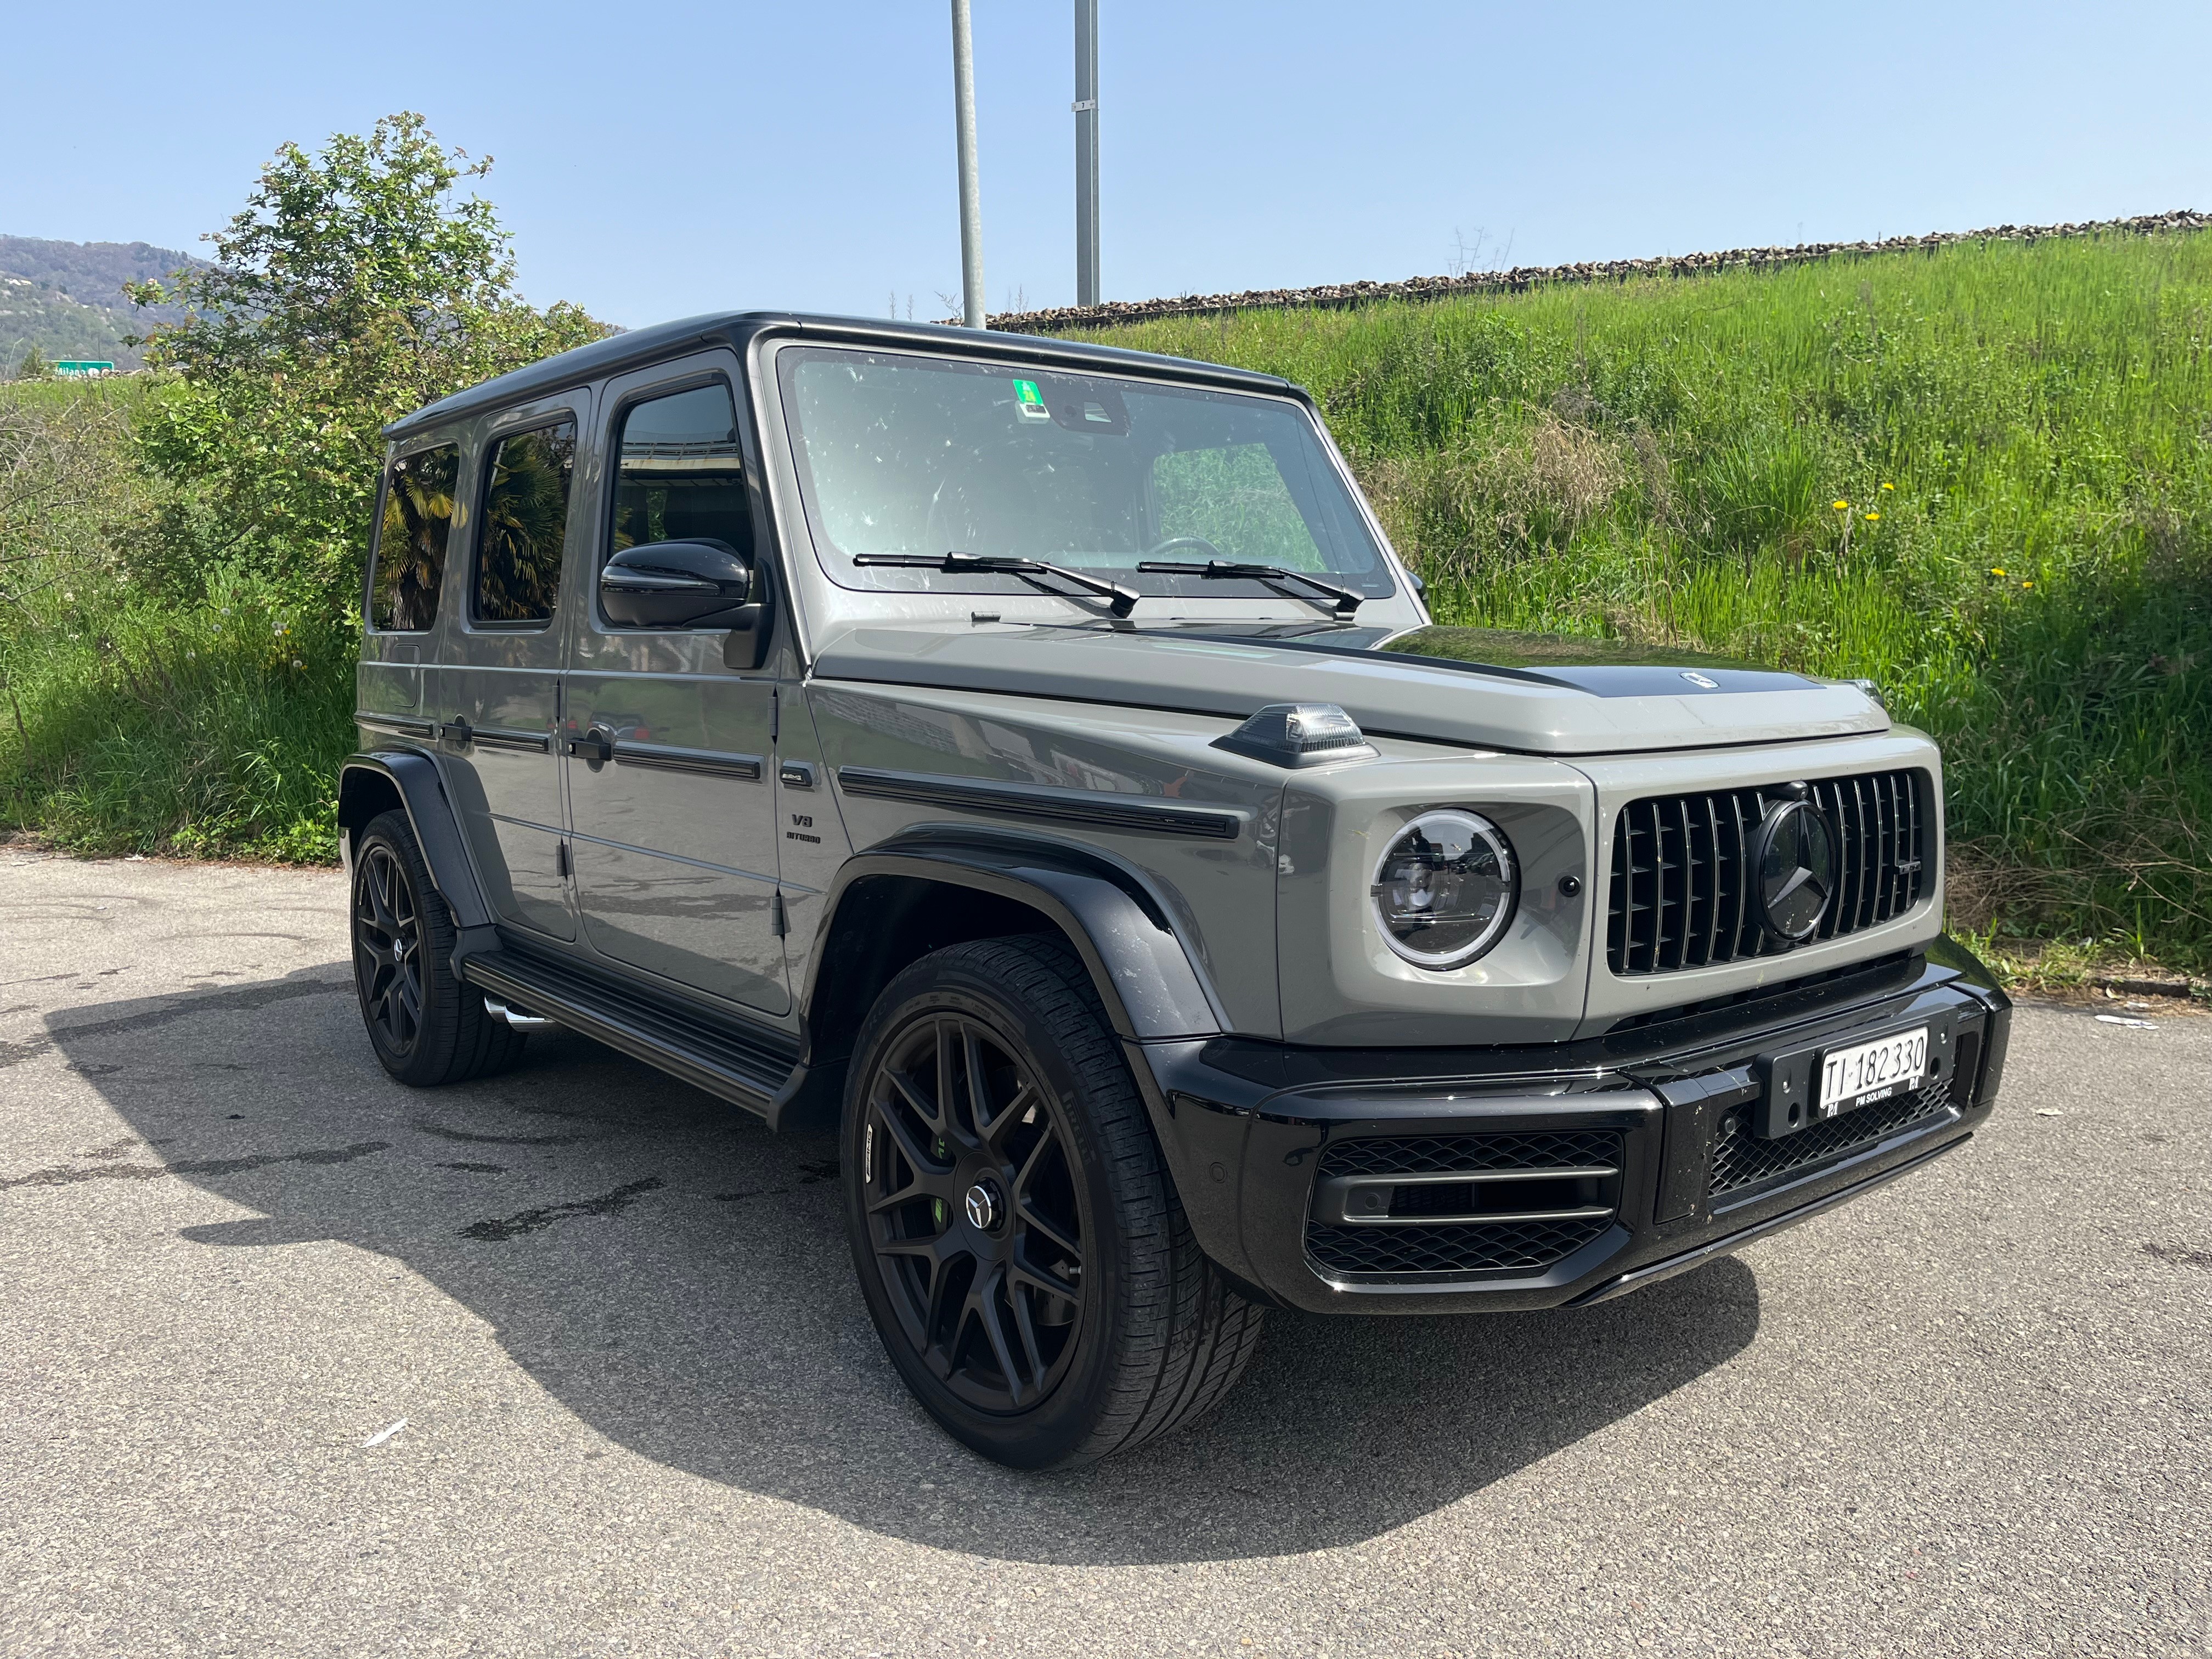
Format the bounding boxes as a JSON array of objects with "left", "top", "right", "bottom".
[{"left": 369, "top": 443, "right": 461, "bottom": 632}]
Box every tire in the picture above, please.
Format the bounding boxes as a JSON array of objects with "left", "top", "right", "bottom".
[
  {"left": 349, "top": 808, "right": 527, "bottom": 1087},
  {"left": 840, "top": 934, "right": 1265, "bottom": 1470}
]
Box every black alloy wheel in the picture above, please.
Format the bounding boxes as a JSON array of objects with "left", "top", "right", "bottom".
[
  {"left": 841, "top": 935, "right": 1266, "bottom": 1470},
  {"left": 348, "top": 809, "right": 526, "bottom": 1087},
  {"left": 354, "top": 839, "right": 426, "bottom": 1057},
  {"left": 861, "top": 1011, "right": 1088, "bottom": 1413}
]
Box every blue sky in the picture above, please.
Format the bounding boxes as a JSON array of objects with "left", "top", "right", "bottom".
[{"left": 6, "top": 1, "right": 2210, "bottom": 327}]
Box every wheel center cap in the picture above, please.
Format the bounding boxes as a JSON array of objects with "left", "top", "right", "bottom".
[{"left": 963, "top": 1179, "right": 1003, "bottom": 1233}]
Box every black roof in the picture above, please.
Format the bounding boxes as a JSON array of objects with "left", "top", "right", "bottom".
[{"left": 383, "top": 311, "right": 1298, "bottom": 439}]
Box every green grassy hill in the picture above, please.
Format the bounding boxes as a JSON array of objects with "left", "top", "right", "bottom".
[
  {"left": 0, "top": 280, "right": 139, "bottom": 369},
  {"left": 0, "top": 236, "right": 201, "bottom": 371},
  {"left": 1079, "top": 229, "right": 2212, "bottom": 969}
]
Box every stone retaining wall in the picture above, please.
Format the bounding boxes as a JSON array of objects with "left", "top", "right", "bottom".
[{"left": 986, "top": 208, "right": 2211, "bottom": 335}]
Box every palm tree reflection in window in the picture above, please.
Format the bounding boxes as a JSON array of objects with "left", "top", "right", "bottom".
[
  {"left": 475, "top": 422, "right": 577, "bottom": 624},
  {"left": 371, "top": 444, "right": 460, "bottom": 632}
]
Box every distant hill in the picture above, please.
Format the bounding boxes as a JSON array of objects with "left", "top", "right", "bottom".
[{"left": 0, "top": 235, "right": 205, "bottom": 371}]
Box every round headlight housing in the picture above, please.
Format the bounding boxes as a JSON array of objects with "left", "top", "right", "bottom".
[{"left": 1370, "top": 809, "right": 1519, "bottom": 969}]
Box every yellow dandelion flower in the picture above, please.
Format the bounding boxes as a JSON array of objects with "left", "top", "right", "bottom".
[
  {"left": 1864, "top": 511, "right": 1880, "bottom": 521},
  {"left": 1832, "top": 500, "right": 1849, "bottom": 511},
  {"left": 1990, "top": 567, "right": 2007, "bottom": 576},
  {"left": 2021, "top": 580, "right": 2034, "bottom": 589},
  {"left": 1880, "top": 482, "right": 1895, "bottom": 491}
]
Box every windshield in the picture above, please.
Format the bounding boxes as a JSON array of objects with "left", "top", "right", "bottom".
[{"left": 776, "top": 345, "right": 1394, "bottom": 603}]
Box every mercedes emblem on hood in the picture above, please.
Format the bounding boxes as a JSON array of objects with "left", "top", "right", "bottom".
[{"left": 1752, "top": 797, "right": 1837, "bottom": 943}]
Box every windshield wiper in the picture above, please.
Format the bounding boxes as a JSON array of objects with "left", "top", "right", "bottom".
[
  {"left": 854, "top": 552, "right": 1139, "bottom": 618},
  {"left": 1135, "top": 559, "right": 1364, "bottom": 616}
]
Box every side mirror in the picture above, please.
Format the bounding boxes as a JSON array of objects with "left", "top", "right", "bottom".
[{"left": 599, "top": 540, "right": 753, "bottom": 629}]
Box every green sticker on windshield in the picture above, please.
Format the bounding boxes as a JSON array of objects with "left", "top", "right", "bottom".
[{"left": 1012, "top": 377, "right": 1050, "bottom": 419}]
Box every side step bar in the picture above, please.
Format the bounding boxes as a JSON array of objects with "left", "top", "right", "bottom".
[{"left": 459, "top": 944, "right": 799, "bottom": 1115}]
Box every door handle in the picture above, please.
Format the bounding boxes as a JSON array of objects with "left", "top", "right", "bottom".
[
  {"left": 439, "top": 716, "right": 473, "bottom": 747},
  {"left": 566, "top": 727, "right": 614, "bottom": 769}
]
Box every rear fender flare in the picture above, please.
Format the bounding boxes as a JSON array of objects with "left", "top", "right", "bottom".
[{"left": 337, "top": 751, "right": 494, "bottom": 933}]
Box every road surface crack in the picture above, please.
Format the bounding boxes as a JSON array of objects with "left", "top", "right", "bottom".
[
  {"left": 2, "top": 1141, "right": 391, "bottom": 1190},
  {"left": 459, "top": 1176, "right": 666, "bottom": 1242}
]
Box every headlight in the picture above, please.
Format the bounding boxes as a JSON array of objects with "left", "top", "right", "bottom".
[{"left": 1370, "top": 809, "right": 1518, "bottom": 969}]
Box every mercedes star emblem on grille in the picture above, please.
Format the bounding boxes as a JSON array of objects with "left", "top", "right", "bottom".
[{"left": 1752, "top": 797, "right": 1837, "bottom": 942}]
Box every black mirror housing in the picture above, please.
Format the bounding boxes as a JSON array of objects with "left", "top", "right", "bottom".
[{"left": 600, "top": 540, "right": 754, "bottom": 629}]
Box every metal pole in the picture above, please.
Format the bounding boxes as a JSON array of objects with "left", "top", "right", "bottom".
[
  {"left": 951, "top": 0, "right": 986, "bottom": 329},
  {"left": 1073, "top": 0, "right": 1099, "bottom": 307}
]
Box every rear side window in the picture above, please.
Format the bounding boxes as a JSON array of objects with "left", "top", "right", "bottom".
[
  {"left": 369, "top": 443, "right": 460, "bottom": 632},
  {"left": 610, "top": 384, "right": 752, "bottom": 558},
  {"left": 475, "top": 420, "right": 577, "bottom": 625}
]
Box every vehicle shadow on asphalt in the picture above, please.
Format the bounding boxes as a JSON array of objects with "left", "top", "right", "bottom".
[{"left": 49, "top": 968, "right": 1761, "bottom": 1566}]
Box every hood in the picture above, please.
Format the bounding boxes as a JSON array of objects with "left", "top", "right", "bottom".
[{"left": 809, "top": 620, "right": 1888, "bottom": 756}]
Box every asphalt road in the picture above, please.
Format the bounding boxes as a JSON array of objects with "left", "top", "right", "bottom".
[{"left": 2, "top": 851, "right": 2207, "bottom": 1658}]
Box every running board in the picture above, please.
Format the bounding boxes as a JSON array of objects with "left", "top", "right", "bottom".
[{"left": 458, "top": 944, "right": 799, "bottom": 1115}]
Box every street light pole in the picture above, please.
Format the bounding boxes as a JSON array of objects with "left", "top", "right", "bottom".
[
  {"left": 1073, "top": 0, "right": 1099, "bottom": 307},
  {"left": 951, "top": 0, "right": 986, "bottom": 329}
]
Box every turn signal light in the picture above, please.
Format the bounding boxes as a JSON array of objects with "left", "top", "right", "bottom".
[{"left": 1212, "top": 702, "right": 1378, "bottom": 768}]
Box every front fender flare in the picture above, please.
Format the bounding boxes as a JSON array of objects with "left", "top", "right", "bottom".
[
  {"left": 770, "top": 832, "right": 1231, "bottom": 1135},
  {"left": 803, "top": 833, "right": 1228, "bottom": 1045}
]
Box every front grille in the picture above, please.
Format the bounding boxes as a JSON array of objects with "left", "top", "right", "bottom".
[
  {"left": 1307, "top": 1216, "right": 1614, "bottom": 1277},
  {"left": 1305, "top": 1129, "right": 1622, "bottom": 1279},
  {"left": 1606, "top": 769, "right": 1931, "bottom": 978},
  {"left": 1708, "top": 1069, "right": 1954, "bottom": 1201}
]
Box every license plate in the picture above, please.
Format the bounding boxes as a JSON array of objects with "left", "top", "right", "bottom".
[{"left": 1818, "top": 1026, "right": 1928, "bottom": 1118}]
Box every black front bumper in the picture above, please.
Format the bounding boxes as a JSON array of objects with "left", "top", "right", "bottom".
[{"left": 1128, "top": 938, "right": 2012, "bottom": 1316}]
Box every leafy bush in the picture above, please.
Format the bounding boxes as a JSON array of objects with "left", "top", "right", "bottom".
[
  {"left": 0, "top": 114, "right": 607, "bottom": 861},
  {"left": 125, "top": 112, "right": 606, "bottom": 608}
]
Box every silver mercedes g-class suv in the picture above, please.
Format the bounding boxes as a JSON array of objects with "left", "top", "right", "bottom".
[{"left": 341, "top": 313, "right": 2012, "bottom": 1469}]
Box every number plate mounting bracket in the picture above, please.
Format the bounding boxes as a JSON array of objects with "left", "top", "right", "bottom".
[{"left": 1752, "top": 1005, "right": 1960, "bottom": 1141}]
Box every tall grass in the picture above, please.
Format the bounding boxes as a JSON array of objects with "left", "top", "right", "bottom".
[
  {"left": 0, "top": 376, "right": 354, "bottom": 861},
  {"left": 1081, "top": 232, "right": 2212, "bottom": 967},
  {"left": 0, "top": 569, "right": 353, "bottom": 861}
]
